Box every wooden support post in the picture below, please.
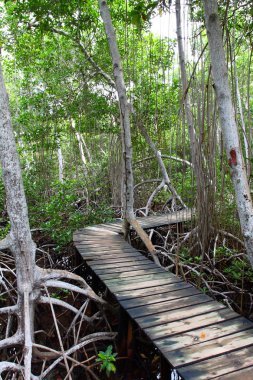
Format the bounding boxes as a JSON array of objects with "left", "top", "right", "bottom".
[
  {"left": 160, "top": 355, "right": 172, "bottom": 380},
  {"left": 117, "top": 307, "right": 134, "bottom": 359}
]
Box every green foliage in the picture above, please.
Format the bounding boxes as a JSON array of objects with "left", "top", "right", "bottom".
[
  {"left": 38, "top": 180, "right": 114, "bottom": 247},
  {"left": 96, "top": 345, "right": 117, "bottom": 378}
]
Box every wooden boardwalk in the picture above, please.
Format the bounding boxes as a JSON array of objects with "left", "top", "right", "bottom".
[{"left": 74, "top": 209, "right": 253, "bottom": 380}]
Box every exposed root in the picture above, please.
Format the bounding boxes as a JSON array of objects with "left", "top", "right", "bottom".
[
  {"left": 38, "top": 296, "right": 79, "bottom": 314},
  {"left": 0, "top": 362, "right": 38, "bottom": 380},
  {"left": 0, "top": 331, "right": 23, "bottom": 350},
  {"left": 44, "top": 280, "right": 106, "bottom": 304}
]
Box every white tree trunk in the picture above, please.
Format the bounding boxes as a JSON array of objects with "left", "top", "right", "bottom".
[
  {"left": 98, "top": 0, "right": 159, "bottom": 261},
  {"left": 70, "top": 119, "right": 89, "bottom": 176},
  {"left": 234, "top": 64, "right": 250, "bottom": 177},
  {"left": 0, "top": 60, "right": 37, "bottom": 378},
  {"left": 204, "top": 0, "right": 253, "bottom": 269},
  {"left": 57, "top": 139, "right": 64, "bottom": 183}
]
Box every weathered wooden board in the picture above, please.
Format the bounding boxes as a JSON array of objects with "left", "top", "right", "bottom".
[
  {"left": 213, "top": 366, "right": 253, "bottom": 380},
  {"left": 120, "top": 286, "right": 200, "bottom": 309},
  {"left": 177, "top": 345, "right": 253, "bottom": 379},
  {"left": 156, "top": 317, "right": 252, "bottom": 353},
  {"left": 126, "top": 293, "right": 212, "bottom": 319},
  {"left": 136, "top": 302, "right": 226, "bottom": 329},
  {"left": 145, "top": 308, "right": 238, "bottom": 340},
  {"left": 114, "top": 281, "right": 191, "bottom": 300},
  {"left": 108, "top": 276, "right": 181, "bottom": 293},
  {"left": 94, "top": 262, "right": 158, "bottom": 275},
  {"left": 166, "top": 328, "right": 253, "bottom": 368}
]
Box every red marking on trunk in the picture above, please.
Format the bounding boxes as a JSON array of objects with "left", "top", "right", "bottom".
[{"left": 229, "top": 148, "right": 237, "bottom": 167}]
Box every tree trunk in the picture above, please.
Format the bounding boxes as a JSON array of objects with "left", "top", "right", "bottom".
[
  {"left": 98, "top": 0, "right": 159, "bottom": 262},
  {"left": 57, "top": 139, "right": 64, "bottom": 182},
  {"left": 70, "top": 119, "right": 89, "bottom": 176},
  {"left": 176, "top": 0, "right": 214, "bottom": 251},
  {"left": 204, "top": 0, "right": 253, "bottom": 269},
  {"left": 0, "top": 60, "right": 37, "bottom": 378}
]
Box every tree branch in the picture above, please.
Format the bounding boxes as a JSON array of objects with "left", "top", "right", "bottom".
[
  {"left": 0, "top": 305, "right": 18, "bottom": 315},
  {"left": 44, "top": 280, "right": 106, "bottom": 305},
  {"left": 36, "top": 266, "right": 89, "bottom": 288},
  {"left": 38, "top": 296, "right": 79, "bottom": 314},
  {"left": 0, "top": 331, "right": 23, "bottom": 350}
]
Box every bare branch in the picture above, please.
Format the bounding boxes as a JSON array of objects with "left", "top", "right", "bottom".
[
  {"left": 36, "top": 266, "right": 89, "bottom": 288},
  {"left": 44, "top": 280, "right": 106, "bottom": 305},
  {"left": 0, "top": 305, "right": 18, "bottom": 315},
  {"left": 0, "top": 331, "right": 23, "bottom": 350},
  {"left": 38, "top": 296, "right": 79, "bottom": 314}
]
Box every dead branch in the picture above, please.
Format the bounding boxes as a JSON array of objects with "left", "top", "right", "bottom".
[
  {"left": 0, "top": 305, "right": 18, "bottom": 315},
  {"left": 43, "top": 280, "right": 106, "bottom": 305},
  {"left": 38, "top": 296, "right": 79, "bottom": 314},
  {"left": 0, "top": 331, "right": 23, "bottom": 350},
  {"left": 36, "top": 266, "right": 90, "bottom": 288}
]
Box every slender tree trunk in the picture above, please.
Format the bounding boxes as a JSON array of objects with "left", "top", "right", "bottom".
[
  {"left": 57, "top": 140, "right": 64, "bottom": 183},
  {"left": 176, "top": 0, "right": 212, "bottom": 251},
  {"left": 204, "top": 0, "right": 253, "bottom": 269},
  {"left": 70, "top": 119, "right": 89, "bottom": 176},
  {"left": 234, "top": 64, "right": 250, "bottom": 177},
  {"left": 98, "top": 0, "right": 159, "bottom": 262},
  {"left": 0, "top": 60, "right": 37, "bottom": 378}
]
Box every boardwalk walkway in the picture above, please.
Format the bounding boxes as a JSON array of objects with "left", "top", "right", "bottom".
[{"left": 74, "top": 209, "right": 253, "bottom": 380}]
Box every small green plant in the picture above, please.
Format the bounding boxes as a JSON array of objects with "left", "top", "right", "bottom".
[{"left": 96, "top": 345, "right": 117, "bottom": 377}]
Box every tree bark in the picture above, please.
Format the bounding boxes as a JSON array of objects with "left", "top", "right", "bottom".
[
  {"left": 204, "top": 0, "right": 253, "bottom": 269},
  {"left": 0, "top": 60, "right": 37, "bottom": 378},
  {"left": 98, "top": 0, "right": 159, "bottom": 262}
]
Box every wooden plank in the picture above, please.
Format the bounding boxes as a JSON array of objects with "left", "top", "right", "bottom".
[
  {"left": 136, "top": 301, "right": 226, "bottom": 329},
  {"left": 77, "top": 250, "right": 141, "bottom": 258},
  {"left": 166, "top": 328, "right": 253, "bottom": 368},
  {"left": 76, "top": 243, "right": 133, "bottom": 249},
  {"left": 100, "top": 267, "right": 164, "bottom": 280},
  {"left": 156, "top": 317, "right": 252, "bottom": 353},
  {"left": 90, "top": 258, "right": 149, "bottom": 270},
  {"left": 77, "top": 247, "right": 138, "bottom": 254},
  {"left": 91, "top": 260, "right": 154, "bottom": 271},
  {"left": 105, "top": 271, "right": 172, "bottom": 286},
  {"left": 107, "top": 275, "right": 181, "bottom": 293},
  {"left": 126, "top": 293, "right": 212, "bottom": 319},
  {"left": 115, "top": 281, "right": 191, "bottom": 300},
  {"left": 145, "top": 308, "right": 238, "bottom": 340},
  {"left": 213, "top": 366, "right": 253, "bottom": 379},
  {"left": 94, "top": 262, "right": 158, "bottom": 275},
  {"left": 89, "top": 256, "right": 147, "bottom": 266},
  {"left": 176, "top": 345, "right": 253, "bottom": 380},
  {"left": 120, "top": 286, "right": 200, "bottom": 309}
]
